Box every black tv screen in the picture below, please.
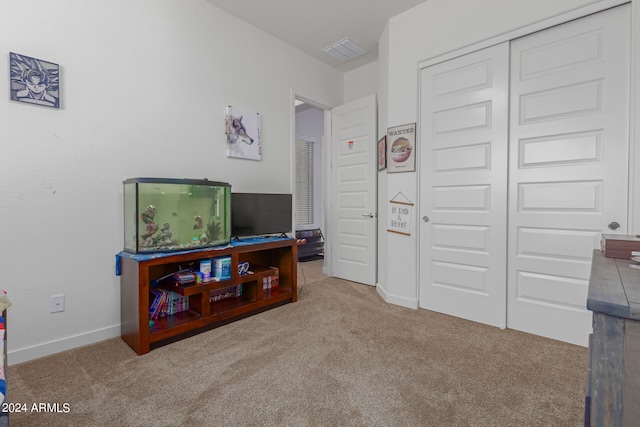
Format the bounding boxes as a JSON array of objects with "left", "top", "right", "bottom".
[{"left": 231, "top": 193, "right": 293, "bottom": 237}]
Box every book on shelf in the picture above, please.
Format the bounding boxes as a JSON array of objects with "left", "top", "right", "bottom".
[
  {"left": 209, "top": 284, "right": 242, "bottom": 303},
  {"left": 149, "top": 289, "right": 165, "bottom": 320},
  {"left": 149, "top": 289, "right": 189, "bottom": 320}
]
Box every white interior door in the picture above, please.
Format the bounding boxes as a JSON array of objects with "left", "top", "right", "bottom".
[
  {"left": 330, "top": 95, "right": 377, "bottom": 286},
  {"left": 419, "top": 43, "right": 509, "bottom": 327},
  {"left": 508, "top": 5, "right": 630, "bottom": 346}
]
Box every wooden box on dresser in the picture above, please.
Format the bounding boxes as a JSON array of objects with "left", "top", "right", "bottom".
[
  {"left": 586, "top": 250, "right": 640, "bottom": 426},
  {"left": 118, "top": 237, "right": 297, "bottom": 355}
]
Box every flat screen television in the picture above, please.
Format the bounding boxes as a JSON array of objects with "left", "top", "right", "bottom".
[{"left": 231, "top": 192, "right": 293, "bottom": 238}]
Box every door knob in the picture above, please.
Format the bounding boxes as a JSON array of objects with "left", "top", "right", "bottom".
[
  {"left": 608, "top": 221, "right": 620, "bottom": 231},
  {"left": 423, "top": 216, "right": 430, "bottom": 223},
  {"left": 362, "top": 213, "right": 377, "bottom": 218}
]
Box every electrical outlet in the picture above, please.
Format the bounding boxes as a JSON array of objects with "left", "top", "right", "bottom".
[{"left": 50, "top": 294, "right": 65, "bottom": 313}]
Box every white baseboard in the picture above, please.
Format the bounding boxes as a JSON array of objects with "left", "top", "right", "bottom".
[
  {"left": 376, "top": 284, "right": 419, "bottom": 309},
  {"left": 8, "top": 324, "right": 120, "bottom": 366}
]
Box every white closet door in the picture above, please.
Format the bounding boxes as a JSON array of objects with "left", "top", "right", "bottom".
[
  {"left": 419, "top": 43, "right": 509, "bottom": 328},
  {"left": 508, "top": 5, "right": 630, "bottom": 346}
]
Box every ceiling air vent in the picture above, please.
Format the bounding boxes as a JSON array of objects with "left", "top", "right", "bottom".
[{"left": 322, "top": 37, "right": 367, "bottom": 62}]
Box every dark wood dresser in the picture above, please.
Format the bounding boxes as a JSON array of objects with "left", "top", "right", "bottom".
[{"left": 586, "top": 250, "right": 640, "bottom": 426}]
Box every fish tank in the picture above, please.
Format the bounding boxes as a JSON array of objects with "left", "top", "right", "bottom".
[{"left": 123, "top": 178, "right": 231, "bottom": 253}]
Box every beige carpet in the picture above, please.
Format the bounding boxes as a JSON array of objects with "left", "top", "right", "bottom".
[{"left": 9, "top": 265, "right": 587, "bottom": 426}]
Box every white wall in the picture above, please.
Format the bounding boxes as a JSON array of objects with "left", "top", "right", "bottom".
[
  {"left": 344, "top": 61, "right": 379, "bottom": 104},
  {"left": 0, "top": 0, "right": 343, "bottom": 364},
  {"left": 378, "top": 0, "right": 621, "bottom": 308}
]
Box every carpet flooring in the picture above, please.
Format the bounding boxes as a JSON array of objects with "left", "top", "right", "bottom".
[{"left": 8, "top": 261, "right": 587, "bottom": 426}]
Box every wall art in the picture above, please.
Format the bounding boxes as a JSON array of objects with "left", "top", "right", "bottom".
[
  {"left": 225, "top": 106, "right": 261, "bottom": 161},
  {"left": 387, "top": 191, "right": 414, "bottom": 236},
  {"left": 378, "top": 136, "right": 387, "bottom": 171},
  {"left": 387, "top": 123, "right": 416, "bottom": 173},
  {"left": 9, "top": 52, "right": 60, "bottom": 108}
]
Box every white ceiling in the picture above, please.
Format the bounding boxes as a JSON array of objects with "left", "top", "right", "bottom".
[{"left": 205, "top": 0, "right": 428, "bottom": 72}]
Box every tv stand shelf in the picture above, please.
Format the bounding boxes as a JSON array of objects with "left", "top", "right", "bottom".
[{"left": 118, "top": 237, "right": 297, "bottom": 355}]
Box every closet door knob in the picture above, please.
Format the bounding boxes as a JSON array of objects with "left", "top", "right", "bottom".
[
  {"left": 423, "top": 216, "right": 430, "bottom": 223},
  {"left": 608, "top": 221, "right": 620, "bottom": 230}
]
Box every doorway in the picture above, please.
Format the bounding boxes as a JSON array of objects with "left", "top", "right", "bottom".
[
  {"left": 293, "top": 94, "right": 378, "bottom": 286},
  {"left": 294, "top": 98, "right": 326, "bottom": 264}
]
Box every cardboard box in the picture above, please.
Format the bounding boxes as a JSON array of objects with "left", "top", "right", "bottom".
[{"left": 263, "top": 267, "right": 279, "bottom": 289}]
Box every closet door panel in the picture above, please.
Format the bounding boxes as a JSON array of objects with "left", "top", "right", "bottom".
[
  {"left": 508, "top": 5, "right": 630, "bottom": 346},
  {"left": 419, "top": 43, "right": 509, "bottom": 328}
]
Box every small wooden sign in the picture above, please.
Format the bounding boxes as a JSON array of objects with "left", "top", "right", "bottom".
[{"left": 387, "top": 192, "right": 414, "bottom": 236}]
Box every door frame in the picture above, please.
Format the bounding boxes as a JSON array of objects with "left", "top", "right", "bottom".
[
  {"left": 417, "top": 0, "right": 640, "bottom": 305},
  {"left": 290, "top": 91, "right": 333, "bottom": 276}
]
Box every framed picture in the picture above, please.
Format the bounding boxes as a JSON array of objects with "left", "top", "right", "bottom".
[
  {"left": 9, "top": 52, "right": 60, "bottom": 108},
  {"left": 387, "top": 123, "right": 416, "bottom": 173},
  {"left": 378, "top": 136, "right": 387, "bottom": 171},
  {"left": 225, "top": 106, "right": 261, "bottom": 160}
]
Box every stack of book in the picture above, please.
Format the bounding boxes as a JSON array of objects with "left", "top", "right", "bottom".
[{"left": 149, "top": 289, "right": 189, "bottom": 320}]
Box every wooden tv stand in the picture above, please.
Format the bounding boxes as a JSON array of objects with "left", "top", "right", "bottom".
[{"left": 118, "top": 237, "right": 297, "bottom": 355}]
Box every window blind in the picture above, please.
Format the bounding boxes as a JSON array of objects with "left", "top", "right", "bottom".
[{"left": 295, "top": 138, "right": 314, "bottom": 226}]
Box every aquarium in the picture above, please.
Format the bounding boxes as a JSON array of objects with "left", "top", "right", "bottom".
[{"left": 123, "top": 178, "right": 231, "bottom": 253}]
